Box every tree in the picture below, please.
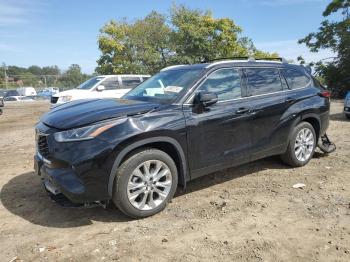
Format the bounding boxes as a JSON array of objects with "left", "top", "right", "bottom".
[
  {"left": 97, "top": 11, "right": 171, "bottom": 74},
  {"left": 57, "top": 64, "right": 89, "bottom": 89},
  {"left": 299, "top": 0, "right": 350, "bottom": 97},
  {"left": 96, "top": 6, "right": 278, "bottom": 75},
  {"left": 169, "top": 5, "right": 246, "bottom": 63},
  {"left": 28, "top": 65, "right": 43, "bottom": 75}
]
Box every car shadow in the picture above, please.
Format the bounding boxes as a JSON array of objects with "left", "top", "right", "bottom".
[
  {"left": 0, "top": 156, "right": 295, "bottom": 228},
  {"left": 329, "top": 112, "right": 349, "bottom": 122}
]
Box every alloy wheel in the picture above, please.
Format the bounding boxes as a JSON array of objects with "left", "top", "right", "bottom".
[
  {"left": 294, "top": 127, "right": 314, "bottom": 162},
  {"left": 127, "top": 160, "right": 172, "bottom": 211}
]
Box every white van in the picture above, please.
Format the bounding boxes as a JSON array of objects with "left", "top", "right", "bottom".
[
  {"left": 17, "top": 87, "right": 37, "bottom": 96},
  {"left": 51, "top": 75, "right": 150, "bottom": 107}
]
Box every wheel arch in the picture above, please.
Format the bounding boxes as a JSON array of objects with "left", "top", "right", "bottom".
[
  {"left": 300, "top": 113, "right": 321, "bottom": 141},
  {"left": 108, "top": 137, "right": 187, "bottom": 197}
]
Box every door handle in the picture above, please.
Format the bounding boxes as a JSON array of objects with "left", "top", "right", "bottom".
[
  {"left": 235, "top": 107, "right": 250, "bottom": 114},
  {"left": 285, "top": 97, "right": 296, "bottom": 103}
]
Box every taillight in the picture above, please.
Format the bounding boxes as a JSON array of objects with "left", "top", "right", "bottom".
[{"left": 319, "top": 90, "right": 331, "bottom": 98}]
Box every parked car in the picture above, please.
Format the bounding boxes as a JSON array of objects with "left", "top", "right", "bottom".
[
  {"left": 0, "top": 94, "right": 3, "bottom": 115},
  {"left": 37, "top": 87, "right": 60, "bottom": 99},
  {"left": 344, "top": 91, "right": 350, "bottom": 119},
  {"left": 17, "top": 87, "right": 37, "bottom": 96},
  {"left": 34, "top": 58, "right": 330, "bottom": 218},
  {"left": 4, "top": 89, "right": 20, "bottom": 97},
  {"left": 4, "top": 96, "right": 35, "bottom": 102},
  {"left": 50, "top": 75, "right": 150, "bottom": 107}
]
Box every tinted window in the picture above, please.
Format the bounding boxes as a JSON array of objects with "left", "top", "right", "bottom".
[
  {"left": 198, "top": 68, "right": 241, "bottom": 101},
  {"left": 121, "top": 77, "right": 141, "bottom": 89},
  {"left": 246, "top": 68, "right": 282, "bottom": 96},
  {"left": 101, "top": 77, "right": 119, "bottom": 90},
  {"left": 281, "top": 68, "right": 311, "bottom": 89}
]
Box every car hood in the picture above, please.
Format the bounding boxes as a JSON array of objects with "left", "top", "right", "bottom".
[{"left": 41, "top": 98, "right": 159, "bottom": 129}]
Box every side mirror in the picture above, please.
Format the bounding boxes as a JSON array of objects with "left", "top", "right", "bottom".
[
  {"left": 194, "top": 91, "right": 218, "bottom": 107},
  {"left": 96, "top": 85, "right": 105, "bottom": 92}
]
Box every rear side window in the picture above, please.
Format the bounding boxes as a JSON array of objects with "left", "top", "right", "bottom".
[
  {"left": 198, "top": 68, "right": 242, "bottom": 101},
  {"left": 101, "top": 77, "right": 119, "bottom": 90},
  {"left": 246, "top": 68, "right": 282, "bottom": 96},
  {"left": 121, "top": 77, "right": 141, "bottom": 89},
  {"left": 281, "top": 68, "right": 311, "bottom": 89}
]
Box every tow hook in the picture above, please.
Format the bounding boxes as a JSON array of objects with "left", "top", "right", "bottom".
[{"left": 317, "top": 133, "right": 336, "bottom": 154}]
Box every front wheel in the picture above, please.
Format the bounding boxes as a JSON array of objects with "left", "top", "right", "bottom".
[
  {"left": 281, "top": 122, "right": 316, "bottom": 167},
  {"left": 112, "top": 148, "right": 178, "bottom": 218},
  {"left": 346, "top": 114, "right": 350, "bottom": 120}
]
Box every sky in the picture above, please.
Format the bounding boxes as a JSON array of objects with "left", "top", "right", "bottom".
[{"left": 0, "top": 0, "right": 337, "bottom": 74}]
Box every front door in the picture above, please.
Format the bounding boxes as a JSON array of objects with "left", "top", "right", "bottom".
[
  {"left": 95, "top": 77, "right": 120, "bottom": 98},
  {"left": 184, "top": 68, "right": 253, "bottom": 178}
]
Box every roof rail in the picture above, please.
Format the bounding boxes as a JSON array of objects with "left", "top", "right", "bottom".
[
  {"left": 255, "top": 57, "right": 288, "bottom": 63},
  {"left": 201, "top": 56, "right": 251, "bottom": 63},
  {"left": 203, "top": 56, "right": 288, "bottom": 64},
  {"left": 160, "top": 65, "right": 187, "bottom": 71}
]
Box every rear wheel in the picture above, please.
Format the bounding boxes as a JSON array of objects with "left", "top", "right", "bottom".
[
  {"left": 112, "top": 148, "right": 178, "bottom": 218},
  {"left": 346, "top": 114, "right": 350, "bottom": 119},
  {"left": 281, "top": 122, "right": 316, "bottom": 167}
]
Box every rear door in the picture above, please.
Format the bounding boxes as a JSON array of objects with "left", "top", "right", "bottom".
[{"left": 243, "top": 67, "right": 293, "bottom": 160}]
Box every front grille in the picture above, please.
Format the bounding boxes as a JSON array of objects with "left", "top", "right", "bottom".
[
  {"left": 37, "top": 134, "right": 50, "bottom": 159},
  {"left": 51, "top": 96, "right": 58, "bottom": 104}
]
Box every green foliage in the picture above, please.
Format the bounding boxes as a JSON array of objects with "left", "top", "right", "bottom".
[
  {"left": 169, "top": 5, "right": 246, "bottom": 63},
  {"left": 96, "top": 5, "right": 278, "bottom": 75},
  {"left": 56, "top": 64, "right": 90, "bottom": 89},
  {"left": 299, "top": 0, "right": 350, "bottom": 97},
  {"left": 97, "top": 12, "right": 172, "bottom": 74},
  {"left": 0, "top": 64, "right": 90, "bottom": 89}
]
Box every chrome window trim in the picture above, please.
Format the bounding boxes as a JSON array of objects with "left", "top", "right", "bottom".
[
  {"left": 182, "top": 85, "right": 310, "bottom": 106},
  {"left": 175, "top": 65, "right": 312, "bottom": 106}
]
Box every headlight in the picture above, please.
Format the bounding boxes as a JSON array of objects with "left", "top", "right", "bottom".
[
  {"left": 54, "top": 118, "right": 126, "bottom": 142},
  {"left": 58, "top": 96, "right": 72, "bottom": 103}
]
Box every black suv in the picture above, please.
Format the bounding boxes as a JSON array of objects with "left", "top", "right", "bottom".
[{"left": 34, "top": 58, "right": 330, "bottom": 218}]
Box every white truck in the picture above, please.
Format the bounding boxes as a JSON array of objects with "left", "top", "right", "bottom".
[{"left": 50, "top": 74, "right": 150, "bottom": 107}]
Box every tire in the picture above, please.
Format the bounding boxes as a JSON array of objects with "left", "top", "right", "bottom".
[
  {"left": 281, "top": 122, "right": 316, "bottom": 167},
  {"left": 346, "top": 114, "right": 350, "bottom": 120},
  {"left": 112, "top": 148, "right": 178, "bottom": 218}
]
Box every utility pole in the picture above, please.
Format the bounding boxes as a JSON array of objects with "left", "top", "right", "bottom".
[{"left": 2, "top": 62, "right": 8, "bottom": 89}]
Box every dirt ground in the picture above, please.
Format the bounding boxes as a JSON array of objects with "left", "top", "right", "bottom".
[{"left": 0, "top": 100, "right": 349, "bottom": 262}]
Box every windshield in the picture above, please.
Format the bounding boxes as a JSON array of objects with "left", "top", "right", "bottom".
[
  {"left": 77, "top": 76, "right": 105, "bottom": 90},
  {"left": 123, "top": 69, "right": 202, "bottom": 103}
]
